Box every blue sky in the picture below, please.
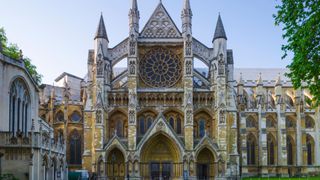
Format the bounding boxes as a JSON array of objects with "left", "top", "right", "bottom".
[{"left": 0, "top": 0, "right": 289, "bottom": 84}]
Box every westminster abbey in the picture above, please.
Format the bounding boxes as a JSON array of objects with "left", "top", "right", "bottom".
[{"left": 35, "top": 0, "right": 320, "bottom": 179}]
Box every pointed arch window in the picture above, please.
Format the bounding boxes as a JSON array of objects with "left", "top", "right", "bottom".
[
  {"left": 147, "top": 116, "right": 153, "bottom": 129},
  {"left": 306, "top": 135, "right": 314, "bottom": 165},
  {"left": 287, "top": 136, "right": 294, "bottom": 165},
  {"left": 169, "top": 117, "right": 175, "bottom": 129},
  {"left": 267, "top": 134, "right": 275, "bottom": 165},
  {"left": 305, "top": 116, "right": 315, "bottom": 129},
  {"left": 199, "top": 119, "right": 205, "bottom": 138},
  {"left": 116, "top": 120, "right": 123, "bottom": 137},
  {"left": 9, "top": 78, "right": 30, "bottom": 136},
  {"left": 177, "top": 117, "right": 182, "bottom": 134},
  {"left": 56, "top": 111, "right": 64, "bottom": 122},
  {"left": 247, "top": 135, "right": 256, "bottom": 165},
  {"left": 246, "top": 117, "right": 257, "bottom": 128},
  {"left": 139, "top": 117, "right": 145, "bottom": 135},
  {"left": 70, "top": 130, "right": 81, "bottom": 165},
  {"left": 266, "top": 117, "right": 276, "bottom": 128}
]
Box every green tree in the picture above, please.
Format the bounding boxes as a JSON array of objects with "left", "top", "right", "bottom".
[
  {"left": 0, "top": 27, "right": 42, "bottom": 84},
  {"left": 274, "top": 0, "right": 320, "bottom": 106}
]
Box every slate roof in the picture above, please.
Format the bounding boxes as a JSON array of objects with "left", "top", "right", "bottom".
[{"left": 213, "top": 15, "right": 227, "bottom": 41}]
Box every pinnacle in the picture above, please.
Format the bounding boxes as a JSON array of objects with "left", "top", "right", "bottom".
[
  {"left": 95, "top": 14, "right": 109, "bottom": 41},
  {"left": 213, "top": 14, "right": 227, "bottom": 42},
  {"left": 257, "top": 73, "right": 263, "bottom": 86}
]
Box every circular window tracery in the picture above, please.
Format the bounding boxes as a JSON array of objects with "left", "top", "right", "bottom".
[{"left": 139, "top": 47, "right": 182, "bottom": 88}]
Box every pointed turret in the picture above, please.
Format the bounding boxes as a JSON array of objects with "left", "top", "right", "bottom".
[
  {"left": 257, "top": 73, "right": 263, "bottom": 86},
  {"left": 238, "top": 73, "right": 244, "bottom": 96},
  {"left": 95, "top": 14, "right": 108, "bottom": 41},
  {"left": 275, "top": 73, "right": 282, "bottom": 86},
  {"left": 94, "top": 14, "right": 109, "bottom": 58},
  {"left": 181, "top": 0, "right": 192, "bottom": 35},
  {"left": 129, "top": 0, "right": 140, "bottom": 34},
  {"left": 213, "top": 14, "right": 227, "bottom": 42},
  {"left": 132, "top": 0, "right": 138, "bottom": 11},
  {"left": 212, "top": 14, "right": 227, "bottom": 58}
]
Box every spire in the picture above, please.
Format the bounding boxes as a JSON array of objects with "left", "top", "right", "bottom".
[
  {"left": 132, "top": 0, "right": 138, "bottom": 11},
  {"left": 239, "top": 73, "right": 244, "bottom": 85},
  {"left": 257, "top": 73, "right": 263, "bottom": 86},
  {"left": 184, "top": 0, "right": 191, "bottom": 11},
  {"left": 129, "top": 0, "right": 140, "bottom": 33},
  {"left": 182, "top": 0, "right": 192, "bottom": 17},
  {"left": 95, "top": 14, "right": 109, "bottom": 41},
  {"left": 276, "top": 73, "right": 282, "bottom": 86},
  {"left": 181, "top": 0, "right": 192, "bottom": 35},
  {"left": 213, "top": 14, "right": 227, "bottom": 42}
]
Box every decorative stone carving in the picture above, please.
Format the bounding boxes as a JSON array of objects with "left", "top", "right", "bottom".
[
  {"left": 186, "top": 109, "right": 193, "bottom": 124},
  {"left": 104, "top": 61, "right": 111, "bottom": 84},
  {"left": 129, "top": 60, "right": 136, "bottom": 75},
  {"left": 185, "top": 34, "right": 192, "bottom": 56},
  {"left": 129, "top": 34, "right": 136, "bottom": 56},
  {"left": 156, "top": 121, "right": 165, "bottom": 131},
  {"left": 218, "top": 53, "right": 224, "bottom": 75},
  {"left": 109, "top": 38, "right": 129, "bottom": 62},
  {"left": 185, "top": 60, "right": 192, "bottom": 75},
  {"left": 97, "top": 54, "right": 104, "bottom": 76},
  {"left": 185, "top": 91, "right": 192, "bottom": 106},
  {"left": 140, "top": 5, "right": 181, "bottom": 38},
  {"left": 192, "top": 38, "right": 212, "bottom": 65},
  {"left": 96, "top": 110, "right": 102, "bottom": 124},
  {"left": 219, "top": 110, "right": 225, "bottom": 124},
  {"left": 129, "top": 110, "right": 135, "bottom": 124},
  {"left": 129, "top": 91, "right": 137, "bottom": 108}
]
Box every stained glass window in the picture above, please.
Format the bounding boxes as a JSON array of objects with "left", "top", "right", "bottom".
[{"left": 140, "top": 47, "right": 182, "bottom": 88}]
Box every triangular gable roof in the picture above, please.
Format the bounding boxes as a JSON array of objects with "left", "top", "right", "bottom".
[
  {"left": 140, "top": 2, "right": 181, "bottom": 38},
  {"left": 136, "top": 113, "right": 185, "bottom": 153},
  {"left": 194, "top": 133, "right": 220, "bottom": 159},
  {"left": 104, "top": 134, "right": 127, "bottom": 153}
]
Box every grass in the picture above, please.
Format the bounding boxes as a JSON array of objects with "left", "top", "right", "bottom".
[{"left": 241, "top": 177, "right": 320, "bottom": 180}]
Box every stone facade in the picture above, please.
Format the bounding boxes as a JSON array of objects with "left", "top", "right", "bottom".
[
  {"left": 0, "top": 51, "right": 67, "bottom": 180},
  {"left": 82, "top": 1, "right": 238, "bottom": 179},
  {"left": 39, "top": 73, "right": 84, "bottom": 171},
  {"left": 38, "top": 0, "right": 320, "bottom": 179}
]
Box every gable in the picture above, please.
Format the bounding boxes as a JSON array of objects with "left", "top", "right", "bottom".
[{"left": 140, "top": 3, "right": 181, "bottom": 38}]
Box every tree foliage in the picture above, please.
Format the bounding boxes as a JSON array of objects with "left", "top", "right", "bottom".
[
  {"left": 274, "top": 0, "right": 320, "bottom": 106},
  {"left": 0, "top": 27, "right": 42, "bottom": 84}
]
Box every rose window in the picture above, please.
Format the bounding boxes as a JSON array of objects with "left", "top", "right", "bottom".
[{"left": 140, "top": 47, "right": 182, "bottom": 87}]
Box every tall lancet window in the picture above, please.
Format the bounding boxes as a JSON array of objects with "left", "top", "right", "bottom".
[{"left": 9, "top": 78, "right": 30, "bottom": 136}]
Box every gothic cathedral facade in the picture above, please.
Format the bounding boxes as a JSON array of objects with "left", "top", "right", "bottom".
[{"left": 40, "top": 0, "right": 320, "bottom": 179}]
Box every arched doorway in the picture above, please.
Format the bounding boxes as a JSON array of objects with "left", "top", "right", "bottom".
[
  {"left": 106, "top": 148, "right": 125, "bottom": 180},
  {"left": 196, "top": 147, "right": 216, "bottom": 179},
  {"left": 140, "top": 133, "right": 182, "bottom": 179}
]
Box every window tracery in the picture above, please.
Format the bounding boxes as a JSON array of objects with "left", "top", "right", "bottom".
[
  {"left": 70, "top": 111, "right": 82, "bottom": 122},
  {"left": 139, "top": 47, "right": 182, "bottom": 88},
  {"left": 164, "top": 111, "right": 183, "bottom": 135},
  {"left": 138, "top": 111, "right": 156, "bottom": 136},
  {"left": 69, "top": 130, "right": 81, "bottom": 165},
  {"left": 9, "top": 78, "right": 30, "bottom": 136}
]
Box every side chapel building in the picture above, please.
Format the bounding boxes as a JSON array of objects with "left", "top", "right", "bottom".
[{"left": 39, "top": 0, "right": 320, "bottom": 179}]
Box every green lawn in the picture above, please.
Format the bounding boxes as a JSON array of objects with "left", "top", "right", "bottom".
[{"left": 242, "top": 177, "right": 320, "bottom": 180}]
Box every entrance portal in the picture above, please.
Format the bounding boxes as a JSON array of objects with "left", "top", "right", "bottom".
[
  {"left": 196, "top": 147, "right": 216, "bottom": 179},
  {"left": 140, "top": 134, "right": 182, "bottom": 179},
  {"left": 106, "top": 148, "right": 125, "bottom": 180}
]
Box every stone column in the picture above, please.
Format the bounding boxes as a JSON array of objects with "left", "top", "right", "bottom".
[
  {"left": 127, "top": 34, "right": 138, "bottom": 151},
  {"left": 259, "top": 107, "right": 268, "bottom": 176},
  {"left": 295, "top": 95, "right": 303, "bottom": 166},
  {"left": 314, "top": 106, "right": 320, "bottom": 165},
  {"left": 277, "top": 103, "right": 288, "bottom": 176},
  {"left": 239, "top": 112, "right": 248, "bottom": 175}
]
